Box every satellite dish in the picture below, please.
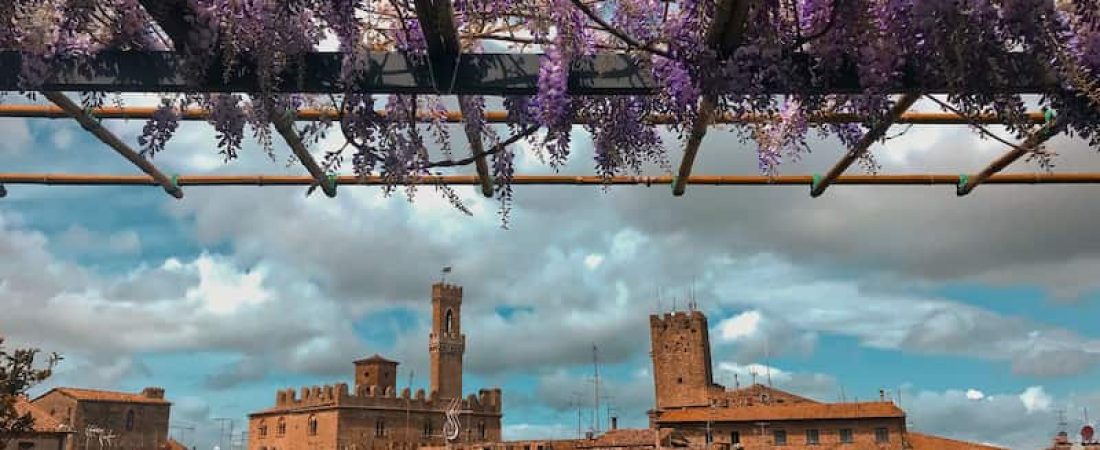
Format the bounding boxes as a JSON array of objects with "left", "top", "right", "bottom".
[{"left": 1082, "top": 425, "right": 1094, "bottom": 442}]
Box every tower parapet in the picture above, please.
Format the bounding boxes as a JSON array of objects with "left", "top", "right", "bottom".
[{"left": 268, "top": 381, "right": 502, "bottom": 414}]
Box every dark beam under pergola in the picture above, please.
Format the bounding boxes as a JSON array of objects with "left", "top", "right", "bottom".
[{"left": 0, "top": 51, "right": 1060, "bottom": 96}]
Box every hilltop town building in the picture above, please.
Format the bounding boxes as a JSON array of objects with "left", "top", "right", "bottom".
[
  {"left": 29, "top": 387, "right": 171, "bottom": 450},
  {"left": 643, "top": 309, "right": 1002, "bottom": 450},
  {"left": 4, "top": 397, "right": 73, "bottom": 450},
  {"left": 247, "top": 283, "right": 502, "bottom": 450}
]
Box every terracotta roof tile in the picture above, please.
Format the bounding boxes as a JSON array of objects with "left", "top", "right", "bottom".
[
  {"left": 354, "top": 354, "right": 399, "bottom": 364},
  {"left": 576, "top": 429, "right": 656, "bottom": 448},
  {"left": 906, "top": 432, "right": 1006, "bottom": 450},
  {"left": 52, "top": 387, "right": 170, "bottom": 404},
  {"left": 716, "top": 384, "right": 820, "bottom": 405},
  {"left": 13, "top": 397, "right": 70, "bottom": 433},
  {"left": 656, "top": 401, "right": 904, "bottom": 423}
]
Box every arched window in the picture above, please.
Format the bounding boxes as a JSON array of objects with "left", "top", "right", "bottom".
[
  {"left": 308, "top": 415, "right": 318, "bottom": 436},
  {"left": 445, "top": 309, "right": 454, "bottom": 334},
  {"left": 277, "top": 417, "right": 286, "bottom": 436},
  {"left": 478, "top": 422, "right": 486, "bottom": 440},
  {"left": 423, "top": 420, "right": 432, "bottom": 437},
  {"left": 259, "top": 420, "right": 268, "bottom": 437},
  {"left": 125, "top": 410, "right": 135, "bottom": 431}
]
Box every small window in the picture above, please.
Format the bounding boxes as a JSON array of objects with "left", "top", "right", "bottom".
[
  {"left": 277, "top": 418, "right": 287, "bottom": 436},
  {"left": 479, "top": 421, "right": 486, "bottom": 440},
  {"left": 125, "top": 410, "right": 135, "bottom": 431},
  {"left": 806, "top": 429, "right": 819, "bottom": 445},
  {"left": 18, "top": 443, "right": 34, "bottom": 450},
  {"left": 677, "top": 377, "right": 683, "bottom": 384},
  {"left": 424, "top": 420, "right": 433, "bottom": 437},
  {"left": 730, "top": 432, "right": 740, "bottom": 444},
  {"left": 259, "top": 420, "right": 268, "bottom": 437},
  {"left": 875, "top": 427, "right": 889, "bottom": 443},
  {"left": 308, "top": 415, "right": 318, "bottom": 435},
  {"left": 375, "top": 418, "right": 386, "bottom": 437},
  {"left": 445, "top": 309, "right": 454, "bottom": 334},
  {"left": 839, "top": 428, "right": 853, "bottom": 443},
  {"left": 773, "top": 430, "right": 787, "bottom": 445}
]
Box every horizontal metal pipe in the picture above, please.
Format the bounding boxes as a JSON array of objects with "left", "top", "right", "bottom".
[
  {"left": 1, "top": 173, "right": 1096, "bottom": 187},
  {"left": 0, "top": 105, "right": 1047, "bottom": 125}
]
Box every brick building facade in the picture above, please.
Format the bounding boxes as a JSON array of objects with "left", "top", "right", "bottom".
[
  {"left": 29, "top": 387, "right": 171, "bottom": 450},
  {"left": 247, "top": 283, "right": 503, "bottom": 450}
]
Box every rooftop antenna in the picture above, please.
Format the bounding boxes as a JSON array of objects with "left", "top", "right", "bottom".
[
  {"left": 734, "top": 373, "right": 740, "bottom": 389},
  {"left": 593, "top": 344, "right": 601, "bottom": 434},
  {"left": 571, "top": 391, "right": 584, "bottom": 438},
  {"left": 840, "top": 386, "right": 846, "bottom": 403},
  {"left": 1058, "top": 408, "right": 1068, "bottom": 435},
  {"left": 750, "top": 368, "right": 757, "bottom": 386},
  {"left": 441, "top": 266, "right": 452, "bottom": 283},
  {"left": 764, "top": 340, "right": 773, "bottom": 388},
  {"left": 689, "top": 278, "right": 697, "bottom": 311}
]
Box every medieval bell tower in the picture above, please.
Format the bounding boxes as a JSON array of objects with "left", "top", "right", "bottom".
[{"left": 429, "top": 282, "right": 466, "bottom": 400}]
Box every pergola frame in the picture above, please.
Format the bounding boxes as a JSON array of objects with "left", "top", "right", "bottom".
[{"left": 0, "top": 0, "right": 1080, "bottom": 201}]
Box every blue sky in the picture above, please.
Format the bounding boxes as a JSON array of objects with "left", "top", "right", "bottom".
[{"left": 3, "top": 94, "right": 1100, "bottom": 449}]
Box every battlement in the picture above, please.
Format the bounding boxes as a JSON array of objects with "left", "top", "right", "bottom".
[
  {"left": 650, "top": 310, "right": 708, "bottom": 331},
  {"left": 432, "top": 283, "right": 463, "bottom": 302},
  {"left": 272, "top": 382, "right": 502, "bottom": 413}
]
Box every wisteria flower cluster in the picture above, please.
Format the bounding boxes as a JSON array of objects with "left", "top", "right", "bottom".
[{"left": 1, "top": 0, "right": 1098, "bottom": 226}]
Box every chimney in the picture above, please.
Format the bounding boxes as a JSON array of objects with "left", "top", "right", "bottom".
[
  {"left": 586, "top": 432, "right": 594, "bottom": 440},
  {"left": 142, "top": 387, "right": 165, "bottom": 399},
  {"left": 879, "top": 389, "right": 885, "bottom": 401},
  {"left": 611, "top": 417, "right": 618, "bottom": 430}
]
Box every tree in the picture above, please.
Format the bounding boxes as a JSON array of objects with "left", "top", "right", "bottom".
[{"left": 0, "top": 337, "right": 61, "bottom": 447}]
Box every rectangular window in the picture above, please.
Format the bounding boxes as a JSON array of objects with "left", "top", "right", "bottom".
[
  {"left": 839, "top": 428, "right": 853, "bottom": 444},
  {"left": 773, "top": 430, "right": 787, "bottom": 446},
  {"left": 730, "top": 432, "right": 740, "bottom": 444},
  {"left": 705, "top": 430, "right": 713, "bottom": 443},
  {"left": 375, "top": 419, "right": 386, "bottom": 438},
  {"left": 875, "top": 427, "right": 889, "bottom": 443},
  {"left": 806, "top": 429, "right": 819, "bottom": 445}
]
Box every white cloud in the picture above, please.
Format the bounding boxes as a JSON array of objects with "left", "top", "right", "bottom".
[
  {"left": 1019, "top": 386, "right": 1052, "bottom": 413},
  {"left": 0, "top": 119, "right": 31, "bottom": 155},
  {"left": 965, "top": 389, "right": 985, "bottom": 401},
  {"left": 584, "top": 254, "right": 604, "bottom": 270},
  {"left": 717, "top": 310, "right": 762, "bottom": 341},
  {"left": 186, "top": 253, "right": 272, "bottom": 315}
]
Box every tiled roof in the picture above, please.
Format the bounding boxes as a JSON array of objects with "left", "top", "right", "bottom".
[
  {"left": 576, "top": 429, "right": 657, "bottom": 448},
  {"left": 13, "top": 397, "right": 71, "bottom": 433},
  {"left": 907, "top": 432, "right": 1006, "bottom": 450},
  {"left": 49, "top": 387, "right": 170, "bottom": 404},
  {"left": 717, "top": 384, "right": 820, "bottom": 405},
  {"left": 656, "top": 401, "right": 904, "bottom": 423},
  {"left": 574, "top": 429, "right": 687, "bottom": 449},
  {"left": 354, "top": 354, "right": 399, "bottom": 364}
]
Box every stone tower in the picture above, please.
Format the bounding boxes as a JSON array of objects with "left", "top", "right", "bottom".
[
  {"left": 354, "top": 354, "right": 398, "bottom": 394},
  {"left": 429, "top": 282, "right": 466, "bottom": 400},
  {"left": 649, "top": 310, "right": 715, "bottom": 410}
]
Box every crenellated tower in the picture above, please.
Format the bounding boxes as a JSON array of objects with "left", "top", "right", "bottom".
[
  {"left": 429, "top": 282, "right": 466, "bottom": 401},
  {"left": 650, "top": 310, "right": 715, "bottom": 410}
]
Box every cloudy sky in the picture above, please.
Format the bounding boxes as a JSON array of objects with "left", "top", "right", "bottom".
[{"left": 2, "top": 93, "right": 1100, "bottom": 450}]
